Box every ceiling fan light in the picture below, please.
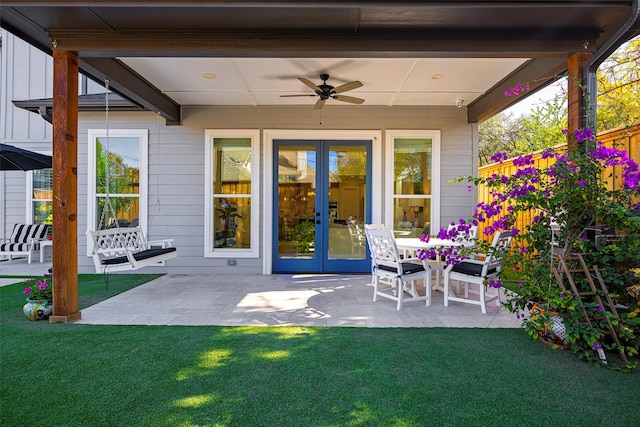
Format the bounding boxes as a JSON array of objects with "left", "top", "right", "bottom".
[
  {"left": 202, "top": 73, "right": 218, "bottom": 80},
  {"left": 431, "top": 73, "right": 444, "bottom": 80}
]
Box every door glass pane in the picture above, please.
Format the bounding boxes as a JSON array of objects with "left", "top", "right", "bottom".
[
  {"left": 328, "top": 145, "right": 367, "bottom": 260},
  {"left": 394, "top": 138, "right": 432, "bottom": 237},
  {"left": 277, "top": 146, "right": 316, "bottom": 259}
]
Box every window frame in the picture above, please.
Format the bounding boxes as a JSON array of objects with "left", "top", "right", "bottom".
[
  {"left": 87, "top": 129, "right": 148, "bottom": 255},
  {"left": 204, "top": 129, "right": 260, "bottom": 258},
  {"left": 384, "top": 130, "right": 441, "bottom": 234}
]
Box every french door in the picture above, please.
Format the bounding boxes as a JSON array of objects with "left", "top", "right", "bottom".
[{"left": 273, "top": 139, "right": 372, "bottom": 273}]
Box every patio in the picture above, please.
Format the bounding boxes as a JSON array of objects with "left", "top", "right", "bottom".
[{"left": 1, "top": 257, "right": 520, "bottom": 328}]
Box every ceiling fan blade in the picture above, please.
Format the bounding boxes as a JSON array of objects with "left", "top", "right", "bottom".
[
  {"left": 332, "top": 81, "right": 363, "bottom": 94},
  {"left": 280, "top": 94, "right": 317, "bottom": 97},
  {"left": 298, "top": 77, "right": 321, "bottom": 92},
  {"left": 314, "top": 98, "right": 327, "bottom": 110},
  {"left": 332, "top": 95, "right": 365, "bottom": 105}
]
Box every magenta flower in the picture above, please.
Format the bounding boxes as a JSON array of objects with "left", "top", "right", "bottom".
[
  {"left": 574, "top": 127, "right": 595, "bottom": 143},
  {"left": 487, "top": 279, "right": 502, "bottom": 288},
  {"left": 22, "top": 277, "right": 52, "bottom": 300},
  {"left": 504, "top": 83, "right": 530, "bottom": 96},
  {"left": 541, "top": 149, "right": 555, "bottom": 159},
  {"left": 490, "top": 152, "right": 509, "bottom": 164}
]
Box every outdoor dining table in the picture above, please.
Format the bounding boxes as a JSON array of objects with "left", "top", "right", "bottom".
[{"left": 394, "top": 237, "right": 476, "bottom": 292}]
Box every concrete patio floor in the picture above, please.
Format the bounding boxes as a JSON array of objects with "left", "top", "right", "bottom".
[{"left": 1, "top": 257, "right": 522, "bottom": 328}]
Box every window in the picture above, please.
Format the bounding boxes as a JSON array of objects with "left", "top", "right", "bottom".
[
  {"left": 385, "top": 130, "right": 441, "bottom": 237},
  {"left": 27, "top": 168, "right": 53, "bottom": 226},
  {"left": 87, "top": 129, "right": 148, "bottom": 244},
  {"left": 205, "top": 130, "right": 260, "bottom": 258}
]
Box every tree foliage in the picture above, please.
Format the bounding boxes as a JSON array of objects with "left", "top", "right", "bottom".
[
  {"left": 478, "top": 92, "right": 568, "bottom": 166},
  {"left": 596, "top": 37, "right": 640, "bottom": 132},
  {"left": 517, "top": 93, "right": 568, "bottom": 153},
  {"left": 477, "top": 112, "right": 522, "bottom": 166}
]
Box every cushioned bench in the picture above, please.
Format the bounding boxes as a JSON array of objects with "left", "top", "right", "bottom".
[{"left": 0, "top": 223, "right": 49, "bottom": 264}]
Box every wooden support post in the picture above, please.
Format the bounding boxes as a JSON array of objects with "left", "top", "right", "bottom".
[
  {"left": 49, "top": 50, "right": 81, "bottom": 323},
  {"left": 567, "top": 52, "right": 593, "bottom": 152}
]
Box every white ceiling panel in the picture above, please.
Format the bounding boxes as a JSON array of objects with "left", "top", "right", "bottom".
[
  {"left": 119, "top": 57, "right": 530, "bottom": 108},
  {"left": 404, "top": 58, "right": 528, "bottom": 91},
  {"left": 120, "top": 58, "right": 246, "bottom": 92},
  {"left": 164, "top": 91, "right": 256, "bottom": 106},
  {"left": 393, "top": 92, "right": 485, "bottom": 107}
]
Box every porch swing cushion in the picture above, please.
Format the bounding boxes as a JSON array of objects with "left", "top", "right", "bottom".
[{"left": 101, "top": 246, "right": 177, "bottom": 266}]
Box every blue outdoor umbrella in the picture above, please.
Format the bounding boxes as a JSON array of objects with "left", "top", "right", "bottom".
[{"left": 0, "top": 143, "right": 52, "bottom": 171}]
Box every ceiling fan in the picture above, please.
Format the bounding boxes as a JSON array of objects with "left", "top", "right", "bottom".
[{"left": 280, "top": 74, "right": 364, "bottom": 110}]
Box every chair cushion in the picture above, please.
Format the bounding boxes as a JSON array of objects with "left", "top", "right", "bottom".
[
  {"left": 378, "top": 261, "right": 425, "bottom": 275},
  {"left": 10, "top": 224, "right": 48, "bottom": 243},
  {"left": 451, "top": 261, "right": 496, "bottom": 277},
  {"left": 101, "top": 247, "right": 177, "bottom": 265},
  {"left": 1, "top": 243, "right": 32, "bottom": 252}
]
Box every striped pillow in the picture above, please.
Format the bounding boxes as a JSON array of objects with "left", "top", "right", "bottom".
[{"left": 9, "top": 224, "right": 49, "bottom": 244}]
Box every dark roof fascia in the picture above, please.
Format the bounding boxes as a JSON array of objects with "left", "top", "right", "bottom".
[
  {"left": 1, "top": 10, "right": 182, "bottom": 125},
  {"left": 0, "top": 7, "right": 52, "bottom": 56},
  {"left": 12, "top": 93, "right": 145, "bottom": 124}
]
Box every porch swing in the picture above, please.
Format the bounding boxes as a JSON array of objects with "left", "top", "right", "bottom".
[{"left": 87, "top": 79, "right": 177, "bottom": 273}]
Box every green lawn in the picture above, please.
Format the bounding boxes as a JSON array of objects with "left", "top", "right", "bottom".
[{"left": 1, "top": 274, "right": 639, "bottom": 426}]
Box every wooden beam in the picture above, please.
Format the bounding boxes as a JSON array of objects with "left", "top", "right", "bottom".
[
  {"left": 49, "top": 50, "right": 81, "bottom": 323},
  {"left": 567, "top": 52, "right": 593, "bottom": 152},
  {"left": 50, "top": 30, "right": 597, "bottom": 58}
]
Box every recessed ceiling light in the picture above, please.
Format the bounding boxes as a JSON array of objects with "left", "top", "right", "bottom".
[
  {"left": 202, "top": 73, "right": 218, "bottom": 80},
  {"left": 431, "top": 73, "right": 444, "bottom": 80}
]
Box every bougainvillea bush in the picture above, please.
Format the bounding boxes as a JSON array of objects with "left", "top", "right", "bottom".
[{"left": 438, "top": 127, "right": 640, "bottom": 369}]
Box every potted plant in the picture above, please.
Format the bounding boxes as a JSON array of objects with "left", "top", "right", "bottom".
[
  {"left": 22, "top": 277, "right": 53, "bottom": 321},
  {"left": 292, "top": 220, "right": 315, "bottom": 253},
  {"left": 216, "top": 202, "right": 242, "bottom": 247}
]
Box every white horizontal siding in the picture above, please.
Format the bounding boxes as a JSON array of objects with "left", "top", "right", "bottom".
[{"left": 75, "top": 106, "right": 475, "bottom": 273}]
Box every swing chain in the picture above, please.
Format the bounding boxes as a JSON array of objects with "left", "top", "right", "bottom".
[{"left": 97, "top": 78, "right": 121, "bottom": 234}]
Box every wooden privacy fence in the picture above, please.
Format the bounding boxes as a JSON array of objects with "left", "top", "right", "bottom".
[{"left": 476, "top": 123, "right": 640, "bottom": 243}]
